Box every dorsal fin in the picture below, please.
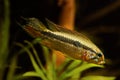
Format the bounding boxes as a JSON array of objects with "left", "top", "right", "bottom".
[
  {"left": 45, "top": 18, "right": 75, "bottom": 33},
  {"left": 45, "top": 19, "right": 90, "bottom": 40}
]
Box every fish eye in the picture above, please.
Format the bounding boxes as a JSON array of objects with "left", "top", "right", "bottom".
[{"left": 97, "top": 53, "right": 102, "bottom": 57}]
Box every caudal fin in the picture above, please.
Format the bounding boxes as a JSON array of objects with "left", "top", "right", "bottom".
[{"left": 17, "top": 17, "right": 48, "bottom": 38}]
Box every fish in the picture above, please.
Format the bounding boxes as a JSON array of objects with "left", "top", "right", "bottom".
[{"left": 18, "top": 17, "right": 105, "bottom": 65}]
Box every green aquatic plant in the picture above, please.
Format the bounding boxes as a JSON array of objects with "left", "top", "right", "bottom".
[
  {"left": 12, "top": 39, "right": 116, "bottom": 80},
  {"left": 0, "top": 0, "right": 10, "bottom": 79}
]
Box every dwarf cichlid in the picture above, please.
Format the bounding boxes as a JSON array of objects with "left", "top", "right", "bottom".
[{"left": 18, "top": 17, "right": 105, "bottom": 65}]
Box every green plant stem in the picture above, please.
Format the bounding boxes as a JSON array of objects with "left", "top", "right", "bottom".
[{"left": 0, "top": 0, "right": 10, "bottom": 79}]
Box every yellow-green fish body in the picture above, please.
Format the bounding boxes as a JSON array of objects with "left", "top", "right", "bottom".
[{"left": 19, "top": 17, "right": 105, "bottom": 65}]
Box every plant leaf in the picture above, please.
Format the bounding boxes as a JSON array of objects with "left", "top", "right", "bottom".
[
  {"left": 59, "top": 61, "right": 103, "bottom": 80},
  {"left": 23, "top": 71, "right": 42, "bottom": 78},
  {"left": 24, "top": 40, "right": 46, "bottom": 74},
  {"left": 16, "top": 43, "right": 47, "bottom": 80},
  {"left": 81, "top": 76, "right": 116, "bottom": 80}
]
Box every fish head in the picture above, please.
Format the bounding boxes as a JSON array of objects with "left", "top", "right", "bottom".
[{"left": 82, "top": 50, "right": 105, "bottom": 65}]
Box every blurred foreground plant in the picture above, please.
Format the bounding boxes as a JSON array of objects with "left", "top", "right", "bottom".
[
  {"left": 0, "top": 0, "right": 10, "bottom": 79},
  {"left": 11, "top": 39, "right": 115, "bottom": 80}
]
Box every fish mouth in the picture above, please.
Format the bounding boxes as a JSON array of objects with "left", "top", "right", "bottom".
[
  {"left": 97, "top": 60, "right": 105, "bottom": 65},
  {"left": 86, "top": 58, "right": 105, "bottom": 65}
]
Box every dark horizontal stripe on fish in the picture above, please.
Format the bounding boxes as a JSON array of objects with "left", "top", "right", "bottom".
[{"left": 42, "top": 31, "right": 97, "bottom": 54}]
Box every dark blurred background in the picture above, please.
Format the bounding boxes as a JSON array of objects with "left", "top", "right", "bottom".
[{"left": 8, "top": 0, "right": 120, "bottom": 80}]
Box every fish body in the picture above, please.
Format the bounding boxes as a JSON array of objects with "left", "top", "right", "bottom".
[{"left": 19, "top": 17, "right": 105, "bottom": 65}]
